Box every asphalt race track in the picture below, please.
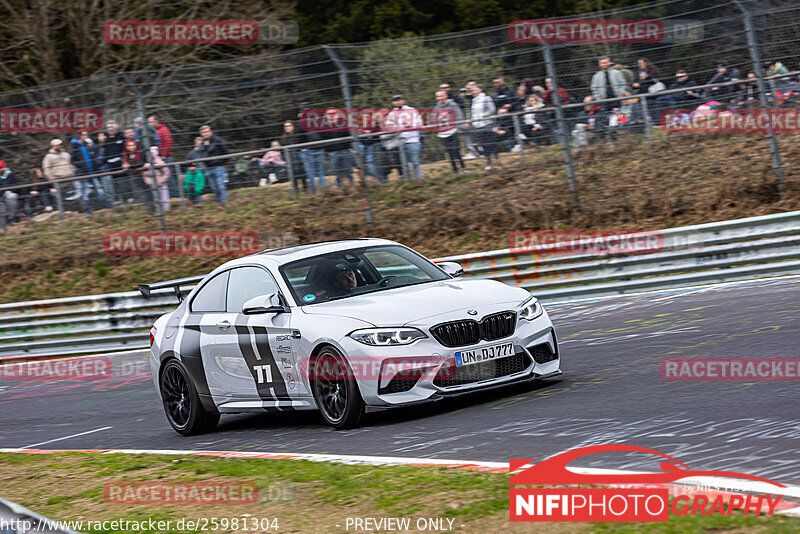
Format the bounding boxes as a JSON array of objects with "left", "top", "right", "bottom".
[{"left": 2, "top": 276, "right": 799, "bottom": 484}]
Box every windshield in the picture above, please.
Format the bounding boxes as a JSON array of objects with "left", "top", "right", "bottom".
[{"left": 279, "top": 245, "right": 450, "bottom": 305}]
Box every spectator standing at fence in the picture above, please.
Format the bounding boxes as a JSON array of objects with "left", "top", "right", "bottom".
[
  {"left": 252, "top": 141, "right": 288, "bottom": 184},
  {"left": 280, "top": 121, "right": 307, "bottom": 192},
  {"left": 122, "top": 139, "right": 149, "bottom": 208},
  {"left": 142, "top": 146, "right": 170, "bottom": 212},
  {"left": 572, "top": 96, "right": 598, "bottom": 148},
  {"left": 134, "top": 117, "right": 159, "bottom": 148},
  {"left": 147, "top": 115, "right": 177, "bottom": 198},
  {"left": 42, "top": 139, "right": 74, "bottom": 203},
  {"left": 385, "top": 95, "right": 423, "bottom": 180},
  {"left": 0, "top": 161, "right": 19, "bottom": 228},
  {"left": 491, "top": 76, "right": 522, "bottom": 152},
  {"left": 70, "top": 131, "right": 110, "bottom": 216},
  {"left": 318, "top": 109, "right": 354, "bottom": 187},
  {"left": 21, "top": 168, "right": 55, "bottom": 219},
  {"left": 297, "top": 104, "right": 326, "bottom": 194},
  {"left": 705, "top": 61, "right": 739, "bottom": 101},
  {"left": 632, "top": 58, "right": 660, "bottom": 94},
  {"left": 94, "top": 132, "right": 116, "bottom": 207},
  {"left": 468, "top": 84, "right": 498, "bottom": 170},
  {"left": 358, "top": 115, "right": 387, "bottom": 185},
  {"left": 434, "top": 89, "right": 466, "bottom": 173},
  {"left": 184, "top": 163, "right": 205, "bottom": 204},
  {"left": 461, "top": 80, "right": 480, "bottom": 159},
  {"left": 542, "top": 77, "right": 569, "bottom": 107},
  {"left": 198, "top": 125, "right": 230, "bottom": 205},
  {"left": 590, "top": 56, "right": 627, "bottom": 141},
  {"left": 185, "top": 136, "right": 205, "bottom": 168},
  {"left": 102, "top": 120, "right": 125, "bottom": 206},
  {"left": 521, "top": 94, "right": 550, "bottom": 145},
  {"left": 612, "top": 61, "right": 635, "bottom": 92}
]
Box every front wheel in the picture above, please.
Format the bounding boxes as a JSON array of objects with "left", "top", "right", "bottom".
[
  {"left": 160, "top": 359, "right": 219, "bottom": 436},
  {"left": 311, "top": 347, "right": 364, "bottom": 429}
]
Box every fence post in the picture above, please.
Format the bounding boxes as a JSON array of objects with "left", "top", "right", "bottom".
[
  {"left": 283, "top": 147, "right": 297, "bottom": 197},
  {"left": 733, "top": 0, "right": 785, "bottom": 195},
  {"left": 53, "top": 182, "right": 65, "bottom": 225},
  {"left": 639, "top": 95, "right": 652, "bottom": 140},
  {"left": 323, "top": 45, "right": 374, "bottom": 224},
  {"left": 542, "top": 43, "right": 580, "bottom": 210},
  {"left": 120, "top": 72, "right": 167, "bottom": 232}
]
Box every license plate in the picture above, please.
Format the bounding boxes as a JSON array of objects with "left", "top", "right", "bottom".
[{"left": 455, "top": 341, "right": 514, "bottom": 367}]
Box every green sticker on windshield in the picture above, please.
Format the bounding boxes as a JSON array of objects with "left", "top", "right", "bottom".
[{"left": 303, "top": 294, "right": 316, "bottom": 302}]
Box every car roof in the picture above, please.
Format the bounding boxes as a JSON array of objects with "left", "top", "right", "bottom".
[{"left": 222, "top": 238, "right": 400, "bottom": 270}]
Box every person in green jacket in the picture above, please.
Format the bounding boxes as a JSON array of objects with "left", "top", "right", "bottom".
[{"left": 184, "top": 163, "right": 205, "bottom": 204}]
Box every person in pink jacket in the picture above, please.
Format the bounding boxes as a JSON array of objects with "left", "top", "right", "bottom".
[
  {"left": 142, "top": 146, "right": 171, "bottom": 212},
  {"left": 252, "top": 141, "right": 287, "bottom": 184}
]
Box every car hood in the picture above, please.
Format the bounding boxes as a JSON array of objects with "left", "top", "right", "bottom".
[{"left": 300, "top": 278, "right": 530, "bottom": 326}]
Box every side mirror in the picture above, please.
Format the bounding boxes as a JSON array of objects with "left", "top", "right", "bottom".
[
  {"left": 242, "top": 293, "right": 289, "bottom": 315},
  {"left": 438, "top": 261, "right": 464, "bottom": 278}
]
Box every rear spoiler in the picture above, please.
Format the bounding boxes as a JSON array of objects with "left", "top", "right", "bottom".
[{"left": 137, "top": 274, "right": 206, "bottom": 302}]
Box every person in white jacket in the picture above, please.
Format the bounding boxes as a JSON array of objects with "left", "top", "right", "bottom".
[{"left": 468, "top": 84, "right": 498, "bottom": 170}]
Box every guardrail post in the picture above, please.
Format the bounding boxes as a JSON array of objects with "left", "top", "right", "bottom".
[
  {"left": 542, "top": 43, "right": 580, "bottom": 210},
  {"left": 120, "top": 72, "right": 168, "bottom": 232},
  {"left": 733, "top": 0, "right": 785, "bottom": 196},
  {"left": 324, "top": 45, "right": 374, "bottom": 224}
]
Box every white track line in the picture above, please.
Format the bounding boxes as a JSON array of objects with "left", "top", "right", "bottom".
[{"left": 18, "top": 426, "right": 113, "bottom": 449}]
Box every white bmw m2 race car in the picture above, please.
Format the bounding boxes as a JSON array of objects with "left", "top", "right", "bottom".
[{"left": 140, "top": 239, "right": 561, "bottom": 434}]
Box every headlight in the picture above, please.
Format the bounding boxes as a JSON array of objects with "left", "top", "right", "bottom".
[
  {"left": 519, "top": 298, "right": 544, "bottom": 321},
  {"left": 349, "top": 328, "right": 428, "bottom": 346}
]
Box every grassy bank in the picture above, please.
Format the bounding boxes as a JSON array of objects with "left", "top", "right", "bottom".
[{"left": 0, "top": 452, "right": 794, "bottom": 533}]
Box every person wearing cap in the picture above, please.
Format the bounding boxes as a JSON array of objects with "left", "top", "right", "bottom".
[
  {"left": 653, "top": 70, "right": 701, "bottom": 124},
  {"left": 0, "top": 161, "right": 19, "bottom": 230},
  {"left": 705, "top": 61, "right": 739, "bottom": 101},
  {"left": 42, "top": 139, "right": 75, "bottom": 204}
]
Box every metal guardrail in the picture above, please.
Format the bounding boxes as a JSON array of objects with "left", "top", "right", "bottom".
[
  {"left": 2, "top": 210, "right": 800, "bottom": 360},
  {"left": 0, "top": 497, "right": 81, "bottom": 534}
]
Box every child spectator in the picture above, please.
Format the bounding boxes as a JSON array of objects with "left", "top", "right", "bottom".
[
  {"left": 142, "top": 146, "right": 170, "bottom": 212},
  {"left": 183, "top": 163, "right": 205, "bottom": 204},
  {"left": 252, "top": 141, "right": 287, "bottom": 184}
]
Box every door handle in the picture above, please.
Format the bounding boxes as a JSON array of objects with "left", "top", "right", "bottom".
[{"left": 216, "top": 320, "right": 231, "bottom": 330}]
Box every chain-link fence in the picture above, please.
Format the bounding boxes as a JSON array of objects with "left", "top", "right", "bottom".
[{"left": 1, "top": 0, "right": 799, "bottom": 249}]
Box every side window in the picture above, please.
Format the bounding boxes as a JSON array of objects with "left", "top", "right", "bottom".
[
  {"left": 364, "top": 250, "right": 431, "bottom": 281},
  {"left": 190, "top": 271, "right": 229, "bottom": 313},
  {"left": 226, "top": 266, "right": 280, "bottom": 313}
]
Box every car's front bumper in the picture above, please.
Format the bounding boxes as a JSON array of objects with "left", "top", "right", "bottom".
[{"left": 338, "top": 311, "right": 561, "bottom": 407}]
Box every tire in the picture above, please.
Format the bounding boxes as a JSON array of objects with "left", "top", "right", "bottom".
[
  {"left": 311, "top": 347, "right": 364, "bottom": 429},
  {"left": 159, "top": 359, "right": 220, "bottom": 436}
]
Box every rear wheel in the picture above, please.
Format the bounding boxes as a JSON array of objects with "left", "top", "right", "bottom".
[
  {"left": 311, "top": 347, "right": 364, "bottom": 429},
  {"left": 160, "top": 359, "right": 219, "bottom": 436}
]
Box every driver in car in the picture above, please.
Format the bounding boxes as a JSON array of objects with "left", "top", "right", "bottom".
[{"left": 327, "top": 265, "right": 358, "bottom": 297}]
